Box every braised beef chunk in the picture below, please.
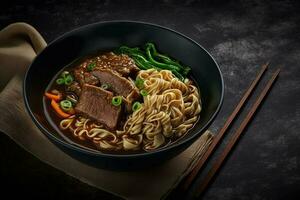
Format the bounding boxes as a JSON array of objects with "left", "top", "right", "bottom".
[
  {"left": 72, "top": 52, "right": 139, "bottom": 88},
  {"left": 75, "top": 84, "right": 121, "bottom": 130},
  {"left": 92, "top": 69, "right": 139, "bottom": 98},
  {"left": 74, "top": 68, "right": 99, "bottom": 86},
  {"left": 84, "top": 72, "right": 99, "bottom": 85},
  {"left": 94, "top": 52, "right": 140, "bottom": 77}
]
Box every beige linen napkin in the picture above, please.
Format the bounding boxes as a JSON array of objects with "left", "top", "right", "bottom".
[{"left": 0, "top": 22, "right": 213, "bottom": 200}]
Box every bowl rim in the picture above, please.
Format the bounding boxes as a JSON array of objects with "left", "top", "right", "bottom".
[{"left": 23, "top": 20, "right": 224, "bottom": 158}]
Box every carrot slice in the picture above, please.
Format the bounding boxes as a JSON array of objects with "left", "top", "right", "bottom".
[
  {"left": 45, "top": 92, "right": 61, "bottom": 101},
  {"left": 50, "top": 100, "right": 70, "bottom": 118}
]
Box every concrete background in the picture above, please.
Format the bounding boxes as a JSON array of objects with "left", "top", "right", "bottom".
[{"left": 1, "top": 0, "right": 299, "bottom": 199}]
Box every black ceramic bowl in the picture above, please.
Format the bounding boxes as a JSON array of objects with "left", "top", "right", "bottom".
[{"left": 24, "top": 21, "right": 224, "bottom": 170}]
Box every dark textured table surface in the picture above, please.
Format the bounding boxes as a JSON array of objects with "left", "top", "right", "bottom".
[{"left": 1, "top": 0, "right": 300, "bottom": 199}]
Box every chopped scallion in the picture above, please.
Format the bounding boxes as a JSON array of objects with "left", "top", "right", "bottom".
[
  {"left": 64, "top": 75, "right": 74, "bottom": 85},
  {"left": 140, "top": 89, "right": 148, "bottom": 97},
  {"left": 56, "top": 78, "right": 65, "bottom": 85},
  {"left": 60, "top": 100, "right": 73, "bottom": 111},
  {"left": 101, "top": 83, "right": 110, "bottom": 90},
  {"left": 135, "top": 77, "right": 144, "bottom": 89},
  {"left": 56, "top": 71, "right": 73, "bottom": 85},
  {"left": 132, "top": 102, "right": 142, "bottom": 112},
  {"left": 87, "top": 62, "right": 96, "bottom": 71},
  {"left": 112, "top": 96, "right": 122, "bottom": 106}
]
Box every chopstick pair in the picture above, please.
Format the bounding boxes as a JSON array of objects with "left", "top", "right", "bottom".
[{"left": 179, "top": 63, "right": 280, "bottom": 197}]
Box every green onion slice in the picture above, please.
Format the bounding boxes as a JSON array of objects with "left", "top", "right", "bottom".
[
  {"left": 135, "top": 77, "right": 144, "bottom": 89},
  {"left": 112, "top": 96, "right": 122, "bottom": 106},
  {"left": 140, "top": 89, "right": 148, "bottom": 97},
  {"left": 60, "top": 100, "right": 73, "bottom": 111},
  {"left": 87, "top": 62, "right": 96, "bottom": 71},
  {"left": 56, "top": 78, "right": 65, "bottom": 85},
  {"left": 101, "top": 83, "right": 110, "bottom": 90},
  {"left": 56, "top": 71, "right": 73, "bottom": 85},
  {"left": 132, "top": 102, "right": 142, "bottom": 112},
  {"left": 64, "top": 75, "right": 74, "bottom": 85}
]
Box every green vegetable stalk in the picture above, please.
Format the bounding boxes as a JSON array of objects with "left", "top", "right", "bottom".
[
  {"left": 115, "top": 43, "right": 191, "bottom": 81},
  {"left": 145, "top": 43, "right": 191, "bottom": 76}
]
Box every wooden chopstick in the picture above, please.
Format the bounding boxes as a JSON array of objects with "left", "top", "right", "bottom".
[
  {"left": 195, "top": 68, "right": 280, "bottom": 197},
  {"left": 181, "top": 63, "right": 269, "bottom": 191}
]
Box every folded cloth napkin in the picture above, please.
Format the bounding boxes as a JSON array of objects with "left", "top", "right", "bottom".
[{"left": 0, "top": 22, "right": 213, "bottom": 200}]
